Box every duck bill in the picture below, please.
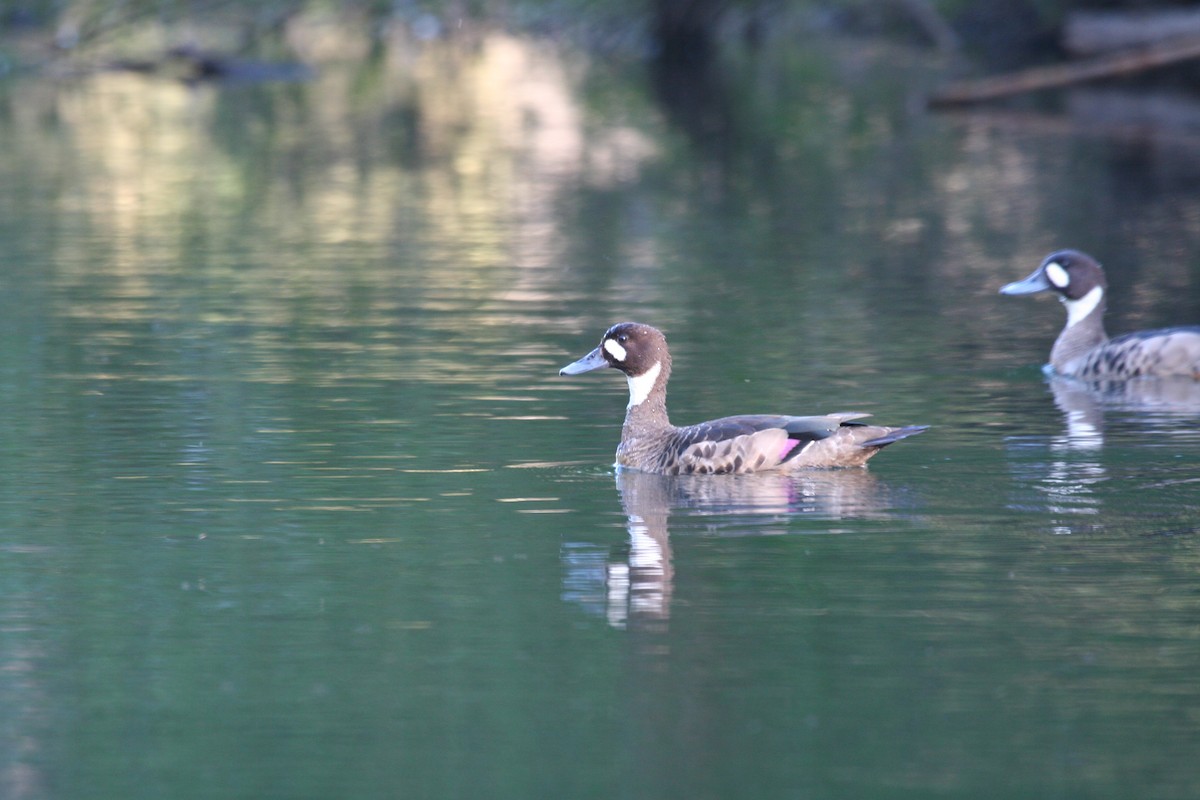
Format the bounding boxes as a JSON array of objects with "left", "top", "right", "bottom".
[
  {"left": 559, "top": 346, "right": 609, "bottom": 375},
  {"left": 1000, "top": 269, "right": 1053, "bottom": 296}
]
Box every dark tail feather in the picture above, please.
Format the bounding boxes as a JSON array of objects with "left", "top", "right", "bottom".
[{"left": 862, "top": 425, "right": 929, "bottom": 448}]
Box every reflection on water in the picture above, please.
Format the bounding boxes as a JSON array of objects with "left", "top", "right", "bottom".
[
  {"left": 1046, "top": 371, "right": 1200, "bottom": 459},
  {"left": 2, "top": 30, "right": 661, "bottom": 395},
  {"left": 565, "top": 468, "right": 919, "bottom": 629},
  {"left": 3, "top": 18, "right": 1200, "bottom": 799},
  {"left": 1050, "top": 372, "right": 1200, "bottom": 437},
  {"left": 1006, "top": 372, "right": 1200, "bottom": 533}
]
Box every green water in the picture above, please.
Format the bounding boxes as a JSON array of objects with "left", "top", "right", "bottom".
[{"left": 1, "top": 30, "right": 1199, "bottom": 800}]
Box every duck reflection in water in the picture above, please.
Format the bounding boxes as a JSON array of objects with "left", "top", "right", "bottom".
[
  {"left": 567, "top": 468, "right": 909, "bottom": 630},
  {"left": 1046, "top": 371, "right": 1200, "bottom": 452},
  {"left": 1005, "top": 374, "right": 1200, "bottom": 533}
]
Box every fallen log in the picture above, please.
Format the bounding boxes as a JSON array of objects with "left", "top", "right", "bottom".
[
  {"left": 929, "top": 33, "right": 1200, "bottom": 107},
  {"left": 1065, "top": 8, "right": 1200, "bottom": 55}
]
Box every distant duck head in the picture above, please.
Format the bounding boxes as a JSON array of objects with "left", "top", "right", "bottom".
[{"left": 1000, "top": 249, "right": 1107, "bottom": 328}]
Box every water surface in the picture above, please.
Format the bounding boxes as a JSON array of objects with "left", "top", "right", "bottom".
[{"left": 1, "top": 27, "right": 1199, "bottom": 800}]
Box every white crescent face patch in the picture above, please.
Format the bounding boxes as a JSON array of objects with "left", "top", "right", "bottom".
[
  {"left": 603, "top": 338, "right": 627, "bottom": 362},
  {"left": 1044, "top": 261, "right": 1070, "bottom": 290}
]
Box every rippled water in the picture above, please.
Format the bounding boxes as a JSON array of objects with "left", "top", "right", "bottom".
[{"left": 1, "top": 25, "right": 1199, "bottom": 799}]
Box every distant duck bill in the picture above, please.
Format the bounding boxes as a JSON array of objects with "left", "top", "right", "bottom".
[
  {"left": 560, "top": 347, "right": 609, "bottom": 375},
  {"left": 1000, "top": 269, "right": 1053, "bottom": 295}
]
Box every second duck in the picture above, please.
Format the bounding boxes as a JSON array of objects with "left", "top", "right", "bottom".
[
  {"left": 1001, "top": 249, "right": 1200, "bottom": 380},
  {"left": 559, "top": 322, "right": 927, "bottom": 475}
]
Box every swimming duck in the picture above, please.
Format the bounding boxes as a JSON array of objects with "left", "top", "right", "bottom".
[
  {"left": 559, "top": 322, "right": 927, "bottom": 474},
  {"left": 1000, "top": 250, "right": 1200, "bottom": 380}
]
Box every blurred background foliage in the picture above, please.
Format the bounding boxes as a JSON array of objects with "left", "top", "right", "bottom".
[{"left": 0, "top": 0, "right": 1195, "bottom": 75}]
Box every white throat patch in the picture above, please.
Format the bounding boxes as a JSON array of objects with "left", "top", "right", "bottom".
[
  {"left": 603, "top": 338, "right": 627, "bottom": 362},
  {"left": 626, "top": 361, "right": 662, "bottom": 408},
  {"left": 1044, "top": 261, "right": 1070, "bottom": 289},
  {"left": 1063, "top": 285, "right": 1104, "bottom": 328}
]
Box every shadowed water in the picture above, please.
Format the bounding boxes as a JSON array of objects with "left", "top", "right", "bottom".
[{"left": 1, "top": 24, "right": 1199, "bottom": 800}]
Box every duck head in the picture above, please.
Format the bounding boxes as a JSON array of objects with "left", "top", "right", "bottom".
[
  {"left": 560, "top": 322, "right": 672, "bottom": 408},
  {"left": 1001, "top": 249, "right": 1107, "bottom": 328}
]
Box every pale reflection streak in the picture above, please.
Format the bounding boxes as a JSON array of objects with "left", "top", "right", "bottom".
[
  {"left": 26, "top": 30, "right": 657, "bottom": 389},
  {"left": 566, "top": 469, "right": 909, "bottom": 630},
  {"left": 0, "top": 592, "right": 49, "bottom": 800},
  {"left": 1039, "top": 375, "right": 1109, "bottom": 527}
]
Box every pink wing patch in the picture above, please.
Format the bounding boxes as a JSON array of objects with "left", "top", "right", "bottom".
[{"left": 778, "top": 437, "right": 801, "bottom": 462}]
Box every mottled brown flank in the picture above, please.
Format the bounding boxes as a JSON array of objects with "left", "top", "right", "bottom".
[
  {"left": 1067, "top": 329, "right": 1200, "bottom": 380},
  {"left": 563, "top": 323, "right": 926, "bottom": 474},
  {"left": 619, "top": 420, "right": 925, "bottom": 475}
]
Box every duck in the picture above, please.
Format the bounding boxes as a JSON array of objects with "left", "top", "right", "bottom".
[
  {"left": 559, "top": 322, "right": 927, "bottom": 474},
  {"left": 1000, "top": 249, "right": 1200, "bottom": 380}
]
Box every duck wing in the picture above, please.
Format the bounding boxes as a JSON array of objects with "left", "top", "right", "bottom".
[
  {"left": 660, "top": 413, "right": 873, "bottom": 475},
  {"left": 1087, "top": 326, "right": 1200, "bottom": 379}
]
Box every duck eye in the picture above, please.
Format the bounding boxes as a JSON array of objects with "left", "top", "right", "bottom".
[{"left": 617, "top": 334, "right": 628, "bottom": 343}]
